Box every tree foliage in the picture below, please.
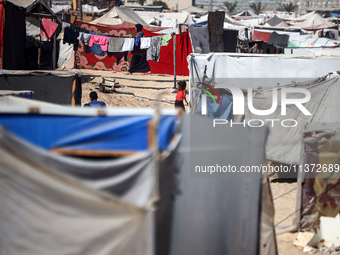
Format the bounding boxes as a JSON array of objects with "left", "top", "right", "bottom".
[
  {"left": 221, "top": 1, "right": 238, "bottom": 14},
  {"left": 277, "top": 2, "right": 298, "bottom": 12},
  {"left": 151, "top": 0, "right": 168, "bottom": 9},
  {"left": 249, "top": 1, "right": 267, "bottom": 15}
]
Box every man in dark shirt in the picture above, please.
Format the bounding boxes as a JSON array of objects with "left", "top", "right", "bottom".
[{"left": 87, "top": 91, "right": 106, "bottom": 108}]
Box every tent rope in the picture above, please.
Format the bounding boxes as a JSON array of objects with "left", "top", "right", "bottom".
[{"left": 273, "top": 187, "right": 297, "bottom": 201}]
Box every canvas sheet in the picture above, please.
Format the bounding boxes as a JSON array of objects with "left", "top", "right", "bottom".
[
  {"left": 245, "top": 75, "right": 340, "bottom": 165},
  {"left": 299, "top": 124, "right": 340, "bottom": 231},
  {"left": 170, "top": 114, "right": 276, "bottom": 255},
  {"left": 188, "top": 53, "right": 340, "bottom": 89},
  {"left": 0, "top": 129, "right": 152, "bottom": 255},
  {"left": 188, "top": 24, "right": 210, "bottom": 54}
]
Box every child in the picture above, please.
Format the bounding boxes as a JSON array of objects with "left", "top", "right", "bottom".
[{"left": 175, "top": 81, "right": 188, "bottom": 111}]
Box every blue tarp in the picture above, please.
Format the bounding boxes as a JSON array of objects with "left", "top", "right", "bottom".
[
  {"left": 191, "top": 21, "right": 208, "bottom": 27},
  {"left": 331, "top": 13, "right": 340, "bottom": 17},
  {"left": 196, "top": 94, "right": 233, "bottom": 120},
  {"left": 0, "top": 113, "right": 177, "bottom": 152}
]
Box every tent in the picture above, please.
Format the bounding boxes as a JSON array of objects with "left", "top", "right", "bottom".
[
  {"left": 291, "top": 13, "right": 337, "bottom": 30},
  {"left": 187, "top": 53, "right": 340, "bottom": 89},
  {"left": 90, "top": 6, "right": 148, "bottom": 26},
  {"left": 179, "top": 5, "right": 207, "bottom": 13},
  {"left": 0, "top": 70, "right": 82, "bottom": 105},
  {"left": 73, "top": 20, "right": 192, "bottom": 75},
  {"left": 265, "top": 15, "right": 286, "bottom": 26},
  {"left": 0, "top": 107, "right": 277, "bottom": 255},
  {"left": 294, "top": 123, "right": 340, "bottom": 247},
  {"left": 244, "top": 74, "right": 340, "bottom": 165},
  {"left": 3, "top": 0, "right": 60, "bottom": 70},
  {"left": 135, "top": 11, "right": 195, "bottom": 26}
]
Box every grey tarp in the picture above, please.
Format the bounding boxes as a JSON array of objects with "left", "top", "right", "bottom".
[
  {"left": 0, "top": 129, "right": 154, "bottom": 255},
  {"left": 245, "top": 74, "right": 340, "bottom": 165},
  {"left": 169, "top": 114, "right": 277, "bottom": 255}
]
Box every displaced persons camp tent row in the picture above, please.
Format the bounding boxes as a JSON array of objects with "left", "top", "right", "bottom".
[
  {"left": 69, "top": 19, "right": 192, "bottom": 76},
  {"left": 0, "top": 105, "right": 278, "bottom": 255}
]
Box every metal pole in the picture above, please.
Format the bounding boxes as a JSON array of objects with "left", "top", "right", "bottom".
[
  {"left": 52, "top": 18, "right": 57, "bottom": 70},
  {"left": 38, "top": 17, "right": 42, "bottom": 70},
  {"left": 173, "top": 32, "right": 176, "bottom": 89}
]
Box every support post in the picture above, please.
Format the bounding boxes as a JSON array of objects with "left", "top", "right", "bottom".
[{"left": 173, "top": 32, "right": 176, "bottom": 89}]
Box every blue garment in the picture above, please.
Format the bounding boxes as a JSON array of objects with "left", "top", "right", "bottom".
[
  {"left": 89, "top": 100, "right": 106, "bottom": 108},
  {"left": 90, "top": 43, "right": 106, "bottom": 56}
]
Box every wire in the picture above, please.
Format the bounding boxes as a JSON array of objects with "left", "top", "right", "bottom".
[{"left": 273, "top": 187, "right": 297, "bottom": 201}]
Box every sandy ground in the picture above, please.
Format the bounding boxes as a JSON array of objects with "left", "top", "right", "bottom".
[{"left": 80, "top": 70, "right": 319, "bottom": 255}]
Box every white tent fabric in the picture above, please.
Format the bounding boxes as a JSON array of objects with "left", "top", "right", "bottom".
[
  {"left": 0, "top": 96, "right": 66, "bottom": 107},
  {"left": 57, "top": 40, "right": 74, "bottom": 69},
  {"left": 282, "top": 11, "right": 315, "bottom": 21},
  {"left": 188, "top": 53, "right": 340, "bottom": 89},
  {"left": 136, "top": 11, "right": 194, "bottom": 26},
  {"left": 291, "top": 13, "right": 335, "bottom": 29},
  {"left": 245, "top": 75, "right": 340, "bottom": 164},
  {"left": 0, "top": 129, "right": 152, "bottom": 255},
  {"left": 91, "top": 7, "right": 148, "bottom": 26},
  {"left": 179, "top": 5, "right": 207, "bottom": 13},
  {"left": 82, "top": 4, "right": 107, "bottom": 13}
]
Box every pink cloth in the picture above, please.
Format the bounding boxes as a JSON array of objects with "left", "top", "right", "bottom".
[
  {"left": 40, "top": 18, "right": 59, "bottom": 39},
  {"left": 89, "top": 35, "right": 109, "bottom": 52}
]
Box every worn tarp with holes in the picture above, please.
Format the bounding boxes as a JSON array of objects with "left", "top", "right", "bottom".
[
  {"left": 245, "top": 75, "right": 340, "bottom": 165},
  {"left": 0, "top": 128, "right": 155, "bottom": 255},
  {"left": 0, "top": 108, "right": 177, "bottom": 152},
  {"left": 0, "top": 70, "right": 82, "bottom": 105}
]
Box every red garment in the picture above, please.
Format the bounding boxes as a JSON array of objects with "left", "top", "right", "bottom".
[
  {"left": 40, "top": 18, "right": 59, "bottom": 39},
  {"left": 176, "top": 89, "right": 186, "bottom": 101},
  {"left": 252, "top": 30, "right": 271, "bottom": 43}
]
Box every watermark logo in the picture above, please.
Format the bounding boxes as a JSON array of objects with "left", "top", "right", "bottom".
[{"left": 199, "top": 83, "right": 222, "bottom": 106}]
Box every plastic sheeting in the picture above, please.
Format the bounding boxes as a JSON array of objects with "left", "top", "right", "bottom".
[
  {"left": 169, "top": 114, "right": 277, "bottom": 255},
  {"left": 0, "top": 109, "right": 177, "bottom": 152},
  {"left": 0, "top": 129, "right": 153, "bottom": 255},
  {"left": 188, "top": 53, "right": 340, "bottom": 89},
  {"left": 245, "top": 75, "right": 340, "bottom": 165}
]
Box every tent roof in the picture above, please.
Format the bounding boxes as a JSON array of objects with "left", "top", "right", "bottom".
[
  {"left": 83, "top": 20, "right": 170, "bottom": 32},
  {"left": 281, "top": 11, "right": 315, "bottom": 21},
  {"left": 179, "top": 5, "right": 207, "bottom": 13},
  {"left": 8, "top": 0, "right": 54, "bottom": 14},
  {"left": 234, "top": 10, "right": 257, "bottom": 17},
  {"left": 292, "top": 13, "right": 336, "bottom": 29},
  {"left": 90, "top": 7, "right": 148, "bottom": 26},
  {"left": 266, "top": 15, "right": 285, "bottom": 26},
  {"left": 136, "top": 11, "right": 195, "bottom": 25}
]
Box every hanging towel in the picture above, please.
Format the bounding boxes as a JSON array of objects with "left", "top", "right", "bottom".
[
  {"left": 140, "top": 37, "right": 151, "bottom": 49},
  {"left": 147, "top": 36, "right": 161, "bottom": 62},
  {"left": 161, "top": 34, "right": 172, "bottom": 46},
  {"left": 122, "top": 38, "right": 135, "bottom": 52},
  {"left": 108, "top": 37, "right": 125, "bottom": 52},
  {"left": 41, "top": 18, "right": 59, "bottom": 40},
  {"left": 89, "top": 34, "right": 109, "bottom": 51}
]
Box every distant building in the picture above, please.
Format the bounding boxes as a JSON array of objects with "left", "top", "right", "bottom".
[{"left": 123, "top": 0, "right": 192, "bottom": 11}]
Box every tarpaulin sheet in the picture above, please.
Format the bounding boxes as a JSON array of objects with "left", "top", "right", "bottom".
[
  {"left": 195, "top": 93, "right": 233, "bottom": 120},
  {"left": 169, "top": 114, "right": 276, "bottom": 255},
  {"left": 74, "top": 20, "right": 192, "bottom": 75},
  {"left": 253, "top": 30, "right": 271, "bottom": 42},
  {"left": 245, "top": 75, "right": 340, "bottom": 165},
  {"left": 269, "top": 31, "right": 289, "bottom": 48},
  {"left": 0, "top": 111, "right": 177, "bottom": 152},
  {"left": 0, "top": 129, "right": 152, "bottom": 255},
  {"left": 188, "top": 53, "right": 340, "bottom": 89}
]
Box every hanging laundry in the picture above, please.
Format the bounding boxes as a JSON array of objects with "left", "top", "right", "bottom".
[
  {"left": 107, "top": 52, "right": 127, "bottom": 64},
  {"left": 122, "top": 38, "right": 135, "bottom": 52},
  {"left": 188, "top": 24, "right": 210, "bottom": 54},
  {"left": 41, "top": 18, "right": 59, "bottom": 40},
  {"left": 108, "top": 37, "right": 125, "bottom": 52},
  {"left": 140, "top": 37, "right": 151, "bottom": 49},
  {"left": 78, "top": 32, "right": 91, "bottom": 45},
  {"left": 147, "top": 36, "right": 161, "bottom": 62},
  {"left": 89, "top": 34, "right": 109, "bottom": 51},
  {"left": 161, "top": 34, "right": 172, "bottom": 46},
  {"left": 90, "top": 43, "right": 106, "bottom": 56},
  {"left": 63, "top": 26, "right": 79, "bottom": 51}
]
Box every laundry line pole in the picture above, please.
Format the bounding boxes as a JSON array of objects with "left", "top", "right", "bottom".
[{"left": 172, "top": 32, "right": 176, "bottom": 89}]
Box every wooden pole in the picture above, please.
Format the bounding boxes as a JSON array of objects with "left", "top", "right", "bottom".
[
  {"left": 52, "top": 18, "right": 57, "bottom": 70},
  {"left": 79, "top": 0, "right": 83, "bottom": 21}
]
